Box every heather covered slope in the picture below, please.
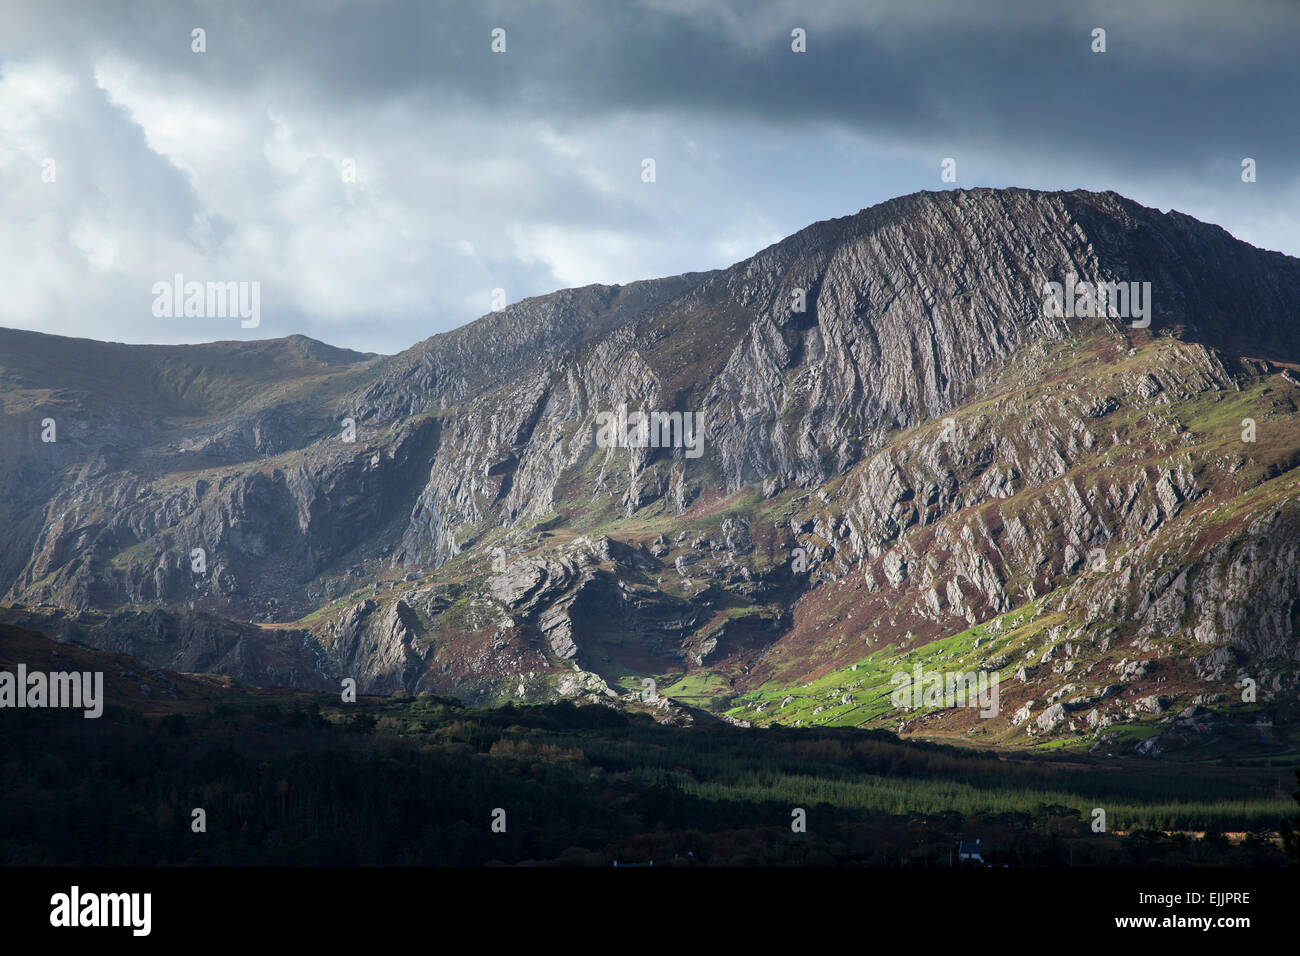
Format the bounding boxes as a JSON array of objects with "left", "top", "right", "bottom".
[{"left": 2, "top": 187, "right": 1300, "bottom": 752}]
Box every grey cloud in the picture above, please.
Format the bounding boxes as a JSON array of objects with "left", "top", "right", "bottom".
[{"left": 1, "top": 0, "right": 1296, "bottom": 353}]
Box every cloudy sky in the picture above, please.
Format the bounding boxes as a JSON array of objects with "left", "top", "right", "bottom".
[{"left": 2, "top": 0, "right": 1298, "bottom": 354}]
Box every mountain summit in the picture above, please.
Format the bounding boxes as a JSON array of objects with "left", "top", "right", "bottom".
[{"left": 4, "top": 187, "right": 1299, "bottom": 748}]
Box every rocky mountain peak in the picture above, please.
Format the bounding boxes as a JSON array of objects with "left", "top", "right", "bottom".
[{"left": 3, "top": 187, "right": 1299, "bottom": 752}]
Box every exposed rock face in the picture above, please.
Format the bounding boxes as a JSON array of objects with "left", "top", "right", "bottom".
[
  {"left": 3, "top": 187, "right": 1300, "bottom": 737},
  {"left": 323, "top": 598, "right": 429, "bottom": 694}
]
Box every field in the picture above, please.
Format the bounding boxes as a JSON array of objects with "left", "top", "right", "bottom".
[{"left": 2, "top": 683, "right": 1294, "bottom": 867}]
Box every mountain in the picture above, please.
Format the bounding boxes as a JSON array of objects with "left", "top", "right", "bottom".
[{"left": 3, "top": 186, "right": 1299, "bottom": 753}]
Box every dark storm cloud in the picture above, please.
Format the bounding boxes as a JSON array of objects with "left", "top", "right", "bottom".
[
  {"left": 13, "top": 0, "right": 1294, "bottom": 172},
  {"left": 1, "top": 0, "right": 1296, "bottom": 352}
]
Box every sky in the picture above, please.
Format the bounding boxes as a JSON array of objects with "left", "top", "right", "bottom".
[{"left": 2, "top": 0, "right": 1298, "bottom": 355}]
